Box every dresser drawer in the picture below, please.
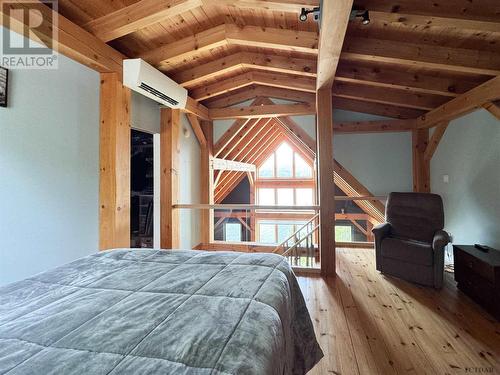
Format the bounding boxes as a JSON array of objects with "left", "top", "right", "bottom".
[
  {"left": 454, "top": 248, "right": 495, "bottom": 283},
  {"left": 456, "top": 267, "right": 496, "bottom": 308}
]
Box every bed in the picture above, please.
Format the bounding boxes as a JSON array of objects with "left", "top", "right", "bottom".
[{"left": 0, "top": 249, "right": 323, "bottom": 374}]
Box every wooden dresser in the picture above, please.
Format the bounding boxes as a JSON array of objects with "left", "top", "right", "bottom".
[{"left": 453, "top": 245, "right": 500, "bottom": 320}]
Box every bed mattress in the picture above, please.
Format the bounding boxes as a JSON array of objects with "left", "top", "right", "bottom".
[{"left": 0, "top": 249, "right": 323, "bottom": 374}]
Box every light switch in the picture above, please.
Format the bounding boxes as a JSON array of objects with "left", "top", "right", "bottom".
[{"left": 443, "top": 174, "right": 449, "bottom": 183}]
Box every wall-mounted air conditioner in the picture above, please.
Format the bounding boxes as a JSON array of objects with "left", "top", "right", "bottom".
[{"left": 123, "top": 58, "right": 188, "bottom": 109}]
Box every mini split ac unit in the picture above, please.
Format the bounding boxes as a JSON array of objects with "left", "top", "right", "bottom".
[{"left": 123, "top": 58, "right": 187, "bottom": 109}]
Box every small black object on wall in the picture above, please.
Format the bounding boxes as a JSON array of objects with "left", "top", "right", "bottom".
[{"left": 0, "top": 66, "right": 8, "bottom": 108}]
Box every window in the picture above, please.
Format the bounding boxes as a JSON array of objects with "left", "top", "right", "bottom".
[
  {"left": 257, "top": 220, "right": 309, "bottom": 244},
  {"left": 276, "top": 143, "right": 293, "bottom": 177},
  {"left": 295, "top": 153, "right": 312, "bottom": 178},
  {"left": 257, "top": 141, "right": 313, "bottom": 179},
  {"left": 335, "top": 226, "right": 352, "bottom": 242},
  {"left": 258, "top": 188, "right": 275, "bottom": 205},
  {"left": 277, "top": 188, "right": 294, "bottom": 205},
  {"left": 225, "top": 223, "right": 242, "bottom": 242},
  {"left": 258, "top": 154, "right": 274, "bottom": 178},
  {"left": 295, "top": 188, "right": 313, "bottom": 206},
  {"left": 259, "top": 223, "right": 277, "bottom": 243}
]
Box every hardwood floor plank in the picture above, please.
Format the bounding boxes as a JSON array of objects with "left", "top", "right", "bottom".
[{"left": 298, "top": 248, "right": 500, "bottom": 375}]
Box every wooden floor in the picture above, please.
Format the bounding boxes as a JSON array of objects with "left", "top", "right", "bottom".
[{"left": 298, "top": 248, "right": 500, "bottom": 375}]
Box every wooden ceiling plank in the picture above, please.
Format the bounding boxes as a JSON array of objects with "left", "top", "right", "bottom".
[
  {"left": 343, "top": 37, "right": 500, "bottom": 76},
  {"left": 417, "top": 76, "right": 500, "bottom": 128},
  {"left": 316, "top": 0, "right": 354, "bottom": 90},
  {"left": 211, "top": 0, "right": 319, "bottom": 13},
  {"left": 209, "top": 103, "right": 315, "bottom": 119},
  {"left": 139, "top": 24, "right": 227, "bottom": 67},
  {"left": 174, "top": 52, "right": 317, "bottom": 87},
  {"left": 83, "top": 0, "right": 203, "bottom": 42},
  {"left": 333, "top": 97, "right": 426, "bottom": 119},
  {"left": 333, "top": 119, "right": 418, "bottom": 133}
]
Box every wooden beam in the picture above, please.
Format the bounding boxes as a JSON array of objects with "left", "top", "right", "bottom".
[
  {"left": 160, "top": 108, "right": 181, "bottom": 248},
  {"left": 482, "top": 101, "right": 500, "bottom": 120},
  {"left": 424, "top": 122, "right": 449, "bottom": 162},
  {"left": 191, "top": 72, "right": 254, "bottom": 101},
  {"left": 316, "top": 0, "right": 353, "bottom": 90},
  {"left": 186, "top": 113, "right": 207, "bottom": 146},
  {"left": 200, "top": 120, "right": 214, "bottom": 244},
  {"left": 99, "top": 73, "right": 131, "bottom": 250},
  {"left": 184, "top": 97, "right": 210, "bottom": 121},
  {"left": 209, "top": 103, "right": 315, "bottom": 120},
  {"left": 212, "top": 158, "right": 256, "bottom": 172},
  {"left": 333, "top": 81, "right": 450, "bottom": 111},
  {"left": 316, "top": 88, "right": 336, "bottom": 276},
  {"left": 412, "top": 129, "right": 430, "bottom": 193},
  {"left": 211, "top": 0, "right": 319, "bottom": 13},
  {"left": 336, "top": 61, "right": 485, "bottom": 98},
  {"left": 82, "top": 0, "right": 203, "bottom": 42},
  {"left": 343, "top": 37, "right": 500, "bottom": 76},
  {"left": 417, "top": 76, "right": 500, "bottom": 128},
  {"left": 140, "top": 24, "right": 227, "bottom": 67},
  {"left": 333, "top": 119, "right": 417, "bottom": 133},
  {"left": 333, "top": 97, "right": 426, "bottom": 119},
  {"left": 142, "top": 24, "right": 318, "bottom": 68},
  {"left": 225, "top": 24, "right": 318, "bottom": 55},
  {"left": 0, "top": 0, "right": 123, "bottom": 73},
  {"left": 174, "top": 52, "right": 317, "bottom": 87}
]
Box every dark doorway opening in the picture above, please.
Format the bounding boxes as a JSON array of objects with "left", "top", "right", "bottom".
[{"left": 131, "top": 129, "right": 154, "bottom": 248}]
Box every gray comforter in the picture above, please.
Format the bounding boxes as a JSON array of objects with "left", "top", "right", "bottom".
[{"left": 0, "top": 249, "right": 323, "bottom": 374}]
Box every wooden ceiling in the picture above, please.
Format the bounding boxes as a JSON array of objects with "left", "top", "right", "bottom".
[{"left": 57, "top": 0, "right": 500, "bottom": 119}]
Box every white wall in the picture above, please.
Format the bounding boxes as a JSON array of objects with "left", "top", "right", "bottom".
[
  {"left": 178, "top": 114, "right": 201, "bottom": 248},
  {"left": 290, "top": 109, "right": 413, "bottom": 195},
  {"left": 431, "top": 109, "right": 500, "bottom": 248},
  {"left": 0, "top": 29, "right": 100, "bottom": 285}
]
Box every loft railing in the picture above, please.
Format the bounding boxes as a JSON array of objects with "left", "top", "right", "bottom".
[{"left": 273, "top": 213, "right": 319, "bottom": 254}]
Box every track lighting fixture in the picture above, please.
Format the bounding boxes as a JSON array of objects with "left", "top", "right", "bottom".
[{"left": 299, "top": 7, "right": 320, "bottom": 22}]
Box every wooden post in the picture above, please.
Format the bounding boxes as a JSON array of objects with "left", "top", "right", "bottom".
[
  {"left": 160, "top": 108, "right": 180, "bottom": 248},
  {"left": 316, "top": 88, "right": 336, "bottom": 276},
  {"left": 200, "top": 120, "right": 214, "bottom": 244},
  {"left": 99, "top": 72, "right": 131, "bottom": 250},
  {"left": 247, "top": 171, "right": 256, "bottom": 241},
  {"left": 412, "top": 128, "right": 430, "bottom": 193},
  {"left": 366, "top": 221, "right": 374, "bottom": 242}
]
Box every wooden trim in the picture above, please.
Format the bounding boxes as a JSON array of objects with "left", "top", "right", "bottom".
[
  {"left": 417, "top": 76, "right": 500, "bottom": 129},
  {"left": 482, "top": 101, "right": 500, "bottom": 120},
  {"left": 424, "top": 122, "right": 450, "bottom": 162},
  {"left": 412, "top": 129, "right": 430, "bottom": 193},
  {"left": 316, "top": 0, "right": 353, "bottom": 90},
  {"left": 99, "top": 73, "right": 131, "bottom": 250},
  {"left": 212, "top": 158, "right": 256, "bottom": 172},
  {"left": 160, "top": 108, "right": 181, "bottom": 248},
  {"left": 209, "top": 103, "right": 315, "bottom": 120},
  {"left": 186, "top": 113, "right": 206, "bottom": 146},
  {"left": 316, "top": 88, "right": 336, "bottom": 276},
  {"left": 333, "top": 119, "right": 417, "bottom": 133},
  {"left": 200, "top": 120, "right": 214, "bottom": 244},
  {"left": 82, "top": 0, "right": 203, "bottom": 42}
]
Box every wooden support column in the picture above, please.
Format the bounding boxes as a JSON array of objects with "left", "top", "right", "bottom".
[
  {"left": 316, "top": 88, "right": 336, "bottom": 276},
  {"left": 99, "top": 73, "right": 131, "bottom": 250},
  {"left": 160, "top": 108, "right": 181, "bottom": 248},
  {"left": 247, "top": 171, "right": 256, "bottom": 241},
  {"left": 412, "top": 128, "right": 430, "bottom": 193},
  {"left": 200, "top": 120, "right": 214, "bottom": 244}
]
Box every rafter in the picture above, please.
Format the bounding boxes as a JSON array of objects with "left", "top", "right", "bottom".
[
  {"left": 482, "top": 101, "right": 500, "bottom": 120},
  {"left": 173, "top": 52, "right": 317, "bottom": 87},
  {"left": 416, "top": 76, "right": 500, "bottom": 128},
  {"left": 140, "top": 24, "right": 318, "bottom": 68},
  {"left": 333, "top": 119, "right": 418, "bottom": 133},
  {"left": 82, "top": 0, "right": 203, "bottom": 42},
  {"left": 343, "top": 36, "right": 500, "bottom": 76},
  {"left": 333, "top": 97, "right": 426, "bottom": 119},
  {"left": 209, "top": 103, "right": 315, "bottom": 120}
]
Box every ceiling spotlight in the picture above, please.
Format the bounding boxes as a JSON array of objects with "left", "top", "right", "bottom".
[
  {"left": 350, "top": 8, "right": 370, "bottom": 25},
  {"left": 360, "top": 10, "right": 370, "bottom": 25},
  {"left": 299, "top": 7, "right": 320, "bottom": 22}
]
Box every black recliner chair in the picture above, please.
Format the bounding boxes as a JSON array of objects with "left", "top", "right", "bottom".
[{"left": 372, "top": 192, "right": 450, "bottom": 289}]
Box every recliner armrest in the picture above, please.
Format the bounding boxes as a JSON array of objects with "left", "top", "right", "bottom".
[
  {"left": 432, "top": 230, "right": 450, "bottom": 250},
  {"left": 372, "top": 223, "right": 391, "bottom": 239}
]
